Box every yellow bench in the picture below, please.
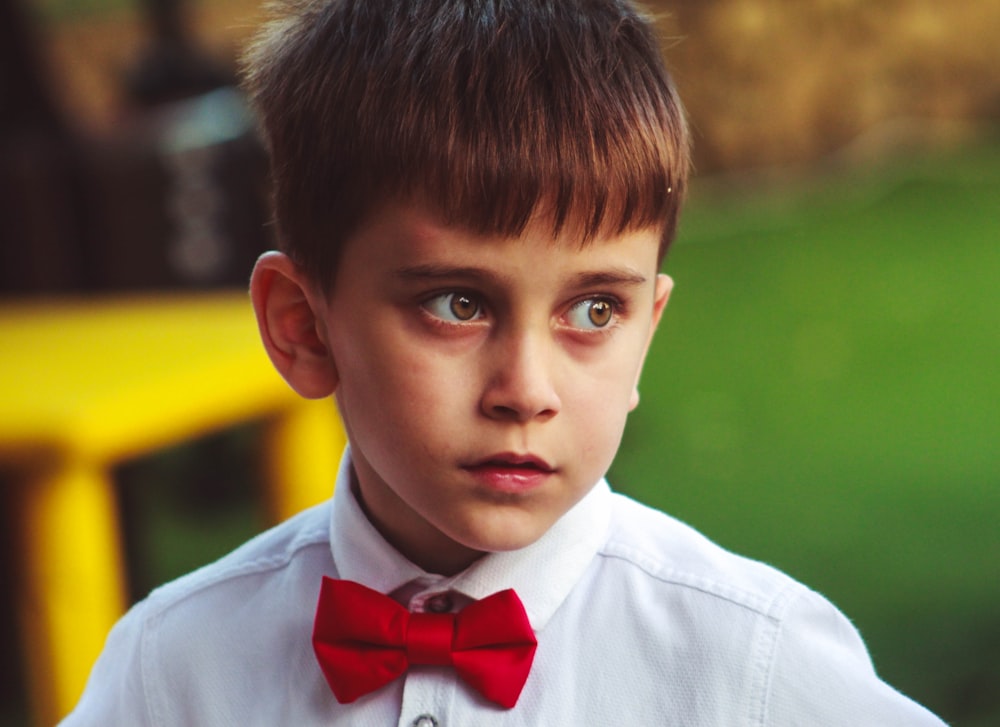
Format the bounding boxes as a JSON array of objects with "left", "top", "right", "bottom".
[{"left": 0, "top": 293, "right": 344, "bottom": 725}]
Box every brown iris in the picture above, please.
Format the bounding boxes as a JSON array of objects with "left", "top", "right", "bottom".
[
  {"left": 588, "top": 299, "right": 613, "bottom": 327},
  {"left": 449, "top": 294, "right": 479, "bottom": 320}
]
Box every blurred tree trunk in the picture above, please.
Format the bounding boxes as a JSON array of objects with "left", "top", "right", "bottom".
[{"left": 0, "top": 0, "right": 92, "bottom": 293}]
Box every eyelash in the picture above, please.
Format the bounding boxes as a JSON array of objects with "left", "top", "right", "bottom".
[{"left": 420, "top": 291, "right": 626, "bottom": 333}]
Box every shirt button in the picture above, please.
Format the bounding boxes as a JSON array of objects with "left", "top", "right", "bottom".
[
  {"left": 411, "top": 716, "right": 439, "bottom": 727},
  {"left": 425, "top": 593, "right": 454, "bottom": 613}
]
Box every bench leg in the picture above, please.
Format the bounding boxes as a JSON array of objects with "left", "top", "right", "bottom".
[
  {"left": 262, "top": 400, "right": 344, "bottom": 524},
  {"left": 16, "top": 456, "right": 127, "bottom": 726}
]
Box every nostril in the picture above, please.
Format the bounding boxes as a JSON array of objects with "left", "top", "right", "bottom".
[
  {"left": 484, "top": 402, "right": 558, "bottom": 423},
  {"left": 488, "top": 403, "right": 523, "bottom": 420}
]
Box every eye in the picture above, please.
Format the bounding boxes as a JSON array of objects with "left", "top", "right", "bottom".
[
  {"left": 422, "top": 292, "right": 485, "bottom": 322},
  {"left": 565, "top": 297, "right": 616, "bottom": 329}
]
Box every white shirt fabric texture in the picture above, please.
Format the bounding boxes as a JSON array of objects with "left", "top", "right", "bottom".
[{"left": 64, "top": 448, "right": 946, "bottom": 726}]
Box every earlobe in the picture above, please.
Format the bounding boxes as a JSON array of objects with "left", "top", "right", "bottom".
[
  {"left": 629, "top": 274, "right": 673, "bottom": 411},
  {"left": 249, "top": 251, "right": 339, "bottom": 399}
]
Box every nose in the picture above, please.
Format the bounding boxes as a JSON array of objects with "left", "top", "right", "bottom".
[{"left": 480, "top": 329, "right": 561, "bottom": 422}]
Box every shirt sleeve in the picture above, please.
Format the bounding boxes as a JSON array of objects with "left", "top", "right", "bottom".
[
  {"left": 58, "top": 603, "right": 153, "bottom": 727},
  {"left": 765, "top": 587, "right": 948, "bottom": 726}
]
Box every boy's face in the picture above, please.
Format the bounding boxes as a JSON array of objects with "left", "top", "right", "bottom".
[{"left": 303, "top": 202, "right": 670, "bottom": 574}]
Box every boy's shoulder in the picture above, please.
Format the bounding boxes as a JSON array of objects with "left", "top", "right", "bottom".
[
  {"left": 64, "top": 502, "right": 338, "bottom": 725},
  {"left": 140, "top": 500, "right": 335, "bottom": 620},
  {"left": 599, "top": 490, "right": 808, "bottom": 617},
  {"left": 559, "top": 490, "right": 947, "bottom": 727}
]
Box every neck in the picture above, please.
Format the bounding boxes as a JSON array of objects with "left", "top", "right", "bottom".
[{"left": 349, "top": 473, "right": 485, "bottom": 577}]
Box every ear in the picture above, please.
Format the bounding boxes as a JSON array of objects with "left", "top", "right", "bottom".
[
  {"left": 629, "top": 273, "right": 673, "bottom": 411},
  {"left": 249, "top": 251, "right": 338, "bottom": 399}
]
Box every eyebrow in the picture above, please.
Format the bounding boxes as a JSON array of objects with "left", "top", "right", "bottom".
[
  {"left": 572, "top": 269, "right": 648, "bottom": 288},
  {"left": 394, "top": 264, "right": 648, "bottom": 288},
  {"left": 395, "top": 264, "right": 495, "bottom": 281}
]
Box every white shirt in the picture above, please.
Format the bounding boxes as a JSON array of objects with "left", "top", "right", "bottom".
[{"left": 64, "top": 448, "right": 945, "bottom": 726}]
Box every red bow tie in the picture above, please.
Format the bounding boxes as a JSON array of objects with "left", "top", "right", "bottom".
[{"left": 312, "top": 578, "right": 537, "bottom": 709}]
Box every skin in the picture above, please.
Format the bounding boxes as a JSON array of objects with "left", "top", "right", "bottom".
[{"left": 251, "top": 201, "right": 672, "bottom": 576}]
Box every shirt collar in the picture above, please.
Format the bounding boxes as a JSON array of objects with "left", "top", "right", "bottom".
[{"left": 328, "top": 446, "right": 612, "bottom": 631}]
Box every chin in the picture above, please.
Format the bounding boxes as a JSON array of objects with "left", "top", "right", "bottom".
[{"left": 458, "top": 521, "right": 551, "bottom": 555}]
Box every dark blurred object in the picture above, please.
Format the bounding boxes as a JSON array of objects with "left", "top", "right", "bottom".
[
  {"left": 0, "top": 0, "right": 92, "bottom": 293},
  {"left": 0, "top": 0, "right": 64, "bottom": 134},
  {"left": 126, "top": 0, "right": 234, "bottom": 107},
  {"left": 0, "top": 0, "right": 272, "bottom": 296},
  {"left": 83, "top": 86, "right": 272, "bottom": 289}
]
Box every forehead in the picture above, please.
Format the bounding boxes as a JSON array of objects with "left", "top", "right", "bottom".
[{"left": 338, "top": 200, "right": 663, "bottom": 285}]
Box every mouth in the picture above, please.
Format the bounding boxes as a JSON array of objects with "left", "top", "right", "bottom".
[
  {"left": 469, "top": 453, "right": 555, "bottom": 471},
  {"left": 462, "top": 453, "right": 556, "bottom": 491}
]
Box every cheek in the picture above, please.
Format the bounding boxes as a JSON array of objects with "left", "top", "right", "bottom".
[
  {"left": 566, "top": 377, "right": 631, "bottom": 450},
  {"left": 575, "top": 344, "right": 645, "bottom": 408},
  {"left": 338, "top": 338, "right": 473, "bottom": 440},
  {"left": 567, "top": 350, "right": 644, "bottom": 448}
]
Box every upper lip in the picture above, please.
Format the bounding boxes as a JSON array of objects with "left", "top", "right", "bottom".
[{"left": 465, "top": 452, "right": 555, "bottom": 472}]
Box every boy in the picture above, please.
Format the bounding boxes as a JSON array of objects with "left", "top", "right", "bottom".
[{"left": 64, "top": 0, "right": 946, "bottom": 724}]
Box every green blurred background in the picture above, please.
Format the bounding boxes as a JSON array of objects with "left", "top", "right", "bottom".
[
  {"left": 616, "top": 142, "right": 1000, "bottom": 726},
  {"left": 3, "top": 0, "right": 998, "bottom": 725}
]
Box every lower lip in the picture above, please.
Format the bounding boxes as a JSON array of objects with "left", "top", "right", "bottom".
[{"left": 463, "top": 465, "right": 553, "bottom": 493}]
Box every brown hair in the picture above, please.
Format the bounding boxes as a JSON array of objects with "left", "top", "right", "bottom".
[{"left": 242, "top": 0, "right": 690, "bottom": 290}]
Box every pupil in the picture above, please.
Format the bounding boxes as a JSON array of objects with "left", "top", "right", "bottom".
[
  {"left": 450, "top": 295, "right": 477, "bottom": 320},
  {"left": 589, "top": 300, "right": 612, "bottom": 326}
]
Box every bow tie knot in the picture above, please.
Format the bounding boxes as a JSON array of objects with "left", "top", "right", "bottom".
[
  {"left": 407, "top": 612, "right": 456, "bottom": 666},
  {"left": 313, "top": 578, "right": 537, "bottom": 709}
]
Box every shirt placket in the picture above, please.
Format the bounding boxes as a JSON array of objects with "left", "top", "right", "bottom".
[{"left": 396, "top": 588, "right": 461, "bottom": 727}]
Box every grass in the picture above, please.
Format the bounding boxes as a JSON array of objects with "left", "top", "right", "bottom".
[{"left": 611, "top": 136, "right": 1000, "bottom": 725}]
